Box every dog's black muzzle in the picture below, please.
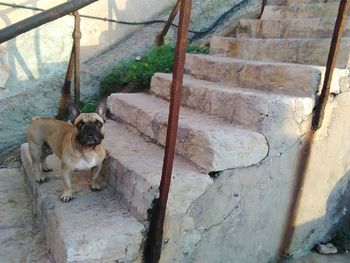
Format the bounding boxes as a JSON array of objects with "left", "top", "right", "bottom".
[{"left": 77, "top": 123, "right": 104, "bottom": 146}]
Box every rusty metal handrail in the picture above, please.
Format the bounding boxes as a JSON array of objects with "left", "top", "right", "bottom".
[
  {"left": 312, "top": 0, "right": 350, "bottom": 130},
  {"left": 144, "top": 0, "right": 192, "bottom": 262},
  {"left": 0, "top": 0, "right": 97, "bottom": 44},
  {"left": 0, "top": 0, "right": 93, "bottom": 109},
  {"left": 155, "top": 0, "right": 181, "bottom": 47},
  {"left": 258, "top": 0, "right": 267, "bottom": 19},
  {"left": 278, "top": 0, "right": 350, "bottom": 257}
]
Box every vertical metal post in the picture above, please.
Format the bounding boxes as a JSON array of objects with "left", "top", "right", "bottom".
[
  {"left": 278, "top": 0, "right": 350, "bottom": 257},
  {"left": 155, "top": 0, "right": 181, "bottom": 47},
  {"left": 73, "top": 11, "right": 81, "bottom": 105},
  {"left": 312, "top": 0, "right": 350, "bottom": 130},
  {"left": 144, "top": 0, "right": 192, "bottom": 262},
  {"left": 57, "top": 47, "right": 75, "bottom": 120}
]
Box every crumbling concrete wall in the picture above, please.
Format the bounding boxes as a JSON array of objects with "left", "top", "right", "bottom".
[{"left": 159, "top": 90, "right": 350, "bottom": 263}]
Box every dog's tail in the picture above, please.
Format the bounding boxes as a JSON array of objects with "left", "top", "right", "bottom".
[{"left": 56, "top": 77, "right": 72, "bottom": 121}]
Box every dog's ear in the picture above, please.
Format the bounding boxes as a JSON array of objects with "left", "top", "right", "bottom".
[
  {"left": 96, "top": 100, "right": 106, "bottom": 121},
  {"left": 68, "top": 103, "right": 80, "bottom": 122}
]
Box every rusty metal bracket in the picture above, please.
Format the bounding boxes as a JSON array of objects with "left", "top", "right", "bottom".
[
  {"left": 155, "top": 0, "right": 181, "bottom": 47},
  {"left": 144, "top": 0, "right": 192, "bottom": 262}
]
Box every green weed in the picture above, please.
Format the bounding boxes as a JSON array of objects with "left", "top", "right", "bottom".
[{"left": 100, "top": 43, "right": 209, "bottom": 96}]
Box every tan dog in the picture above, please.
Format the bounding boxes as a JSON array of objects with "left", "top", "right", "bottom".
[{"left": 27, "top": 102, "right": 106, "bottom": 202}]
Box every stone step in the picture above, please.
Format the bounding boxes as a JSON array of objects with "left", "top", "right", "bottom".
[
  {"left": 150, "top": 73, "right": 313, "bottom": 128},
  {"left": 107, "top": 93, "right": 268, "bottom": 172},
  {"left": 0, "top": 168, "right": 52, "bottom": 262},
  {"left": 267, "top": 0, "right": 339, "bottom": 5},
  {"left": 236, "top": 18, "right": 350, "bottom": 38},
  {"left": 101, "top": 120, "right": 212, "bottom": 222},
  {"left": 185, "top": 54, "right": 346, "bottom": 96},
  {"left": 262, "top": 3, "right": 344, "bottom": 19},
  {"left": 21, "top": 143, "right": 145, "bottom": 263},
  {"left": 210, "top": 37, "right": 350, "bottom": 68}
]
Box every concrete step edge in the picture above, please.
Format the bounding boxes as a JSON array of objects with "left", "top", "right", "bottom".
[
  {"left": 107, "top": 93, "right": 269, "bottom": 172},
  {"left": 101, "top": 120, "right": 212, "bottom": 222}
]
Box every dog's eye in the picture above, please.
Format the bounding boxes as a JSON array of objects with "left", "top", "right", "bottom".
[
  {"left": 95, "top": 120, "right": 102, "bottom": 127},
  {"left": 76, "top": 121, "right": 84, "bottom": 129}
]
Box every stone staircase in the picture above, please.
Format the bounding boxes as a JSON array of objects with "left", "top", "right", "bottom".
[{"left": 20, "top": 0, "right": 350, "bottom": 262}]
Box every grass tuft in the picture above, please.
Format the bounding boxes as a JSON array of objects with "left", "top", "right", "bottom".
[{"left": 100, "top": 43, "right": 209, "bottom": 96}]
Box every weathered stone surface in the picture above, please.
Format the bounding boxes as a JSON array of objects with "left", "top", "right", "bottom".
[
  {"left": 267, "top": 0, "right": 339, "bottom": 5},
  {"left": 21, "top": 144, "right": 145, "bottom": 263},
  {"left": 0, "top": 168, "right": 52, "bottom": 263},
  {"left": 107, "top": 93, "right": 268, "bottom": 172},
  {"left": 315, "top": 243, "right": 338, "bottom": 255},
  {"left": 150, "top": 72, "right": 312, "bottom": 159},
  {"left": 101, "top": 121, "right": 212, "bottom": 222},
  {"left": 236, "top": 18, "right": 350, "bottom": 38},
  {"left": 185, "top": 54, "right": 341, "bottom": 96},
  {"left": 287, "top": 252, "right": 350, "bottom": 263},
  {"left": 151, "top": 73, "right": 313, "bottom": 128},
  {"left": 289, "top": 92, "right": 350, "bottom": 257},
  {"left": 210, "top": 36, "right": 350, "bottom": 68},
  {"left": 262, "top": 2, "right": 343, "bottom": 19},
  {"left": 159, "top": 93, "right": 350, "bottom": 263}
]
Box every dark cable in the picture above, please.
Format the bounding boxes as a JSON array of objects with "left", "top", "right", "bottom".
[{"left": 0, "top": 0, "right": 250, "bottom": 38}]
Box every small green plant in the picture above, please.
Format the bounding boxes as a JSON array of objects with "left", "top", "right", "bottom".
[
  {"left": 80, "top": 100, "right": 98, "bottom": 113},
  {"left": 100, "top": 43, "right": 209, "bottom": 96}
]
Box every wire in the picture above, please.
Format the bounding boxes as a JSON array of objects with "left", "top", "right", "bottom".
[{"left": 0, "top": 0, "right": 250, "bottom": 38}]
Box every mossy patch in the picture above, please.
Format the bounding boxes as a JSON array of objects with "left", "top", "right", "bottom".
[{"left": 100, "top": 43, "right": 209, "bottom": 97}]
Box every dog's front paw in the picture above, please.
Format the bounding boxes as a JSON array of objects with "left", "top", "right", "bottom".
[
  {"left": 60, "top": 192, "right": 73, "bottom": 202},
  {"left": 36, "top": 176, "right": 47, "bottom": 184},
  {"left": 90, "top": 182, "right": 103, "bottom": 192}
]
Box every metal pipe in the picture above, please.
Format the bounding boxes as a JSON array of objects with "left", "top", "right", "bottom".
[
  {"left": 258, "top": 0, "right": 267, "bottom": 19},
  {"left": 312, "top": 0, "right": 350, "bottom": 130},
  {"left": 56, "top": 47, "right": 75, "bottom": 120},
  {"left": 144, "top": 0, "right": 192, "bottom": 262},
  {"left": 278, "top": 0, "right": 350, "bottom": 257},
  {"left": 73, "top": 11, "right": 81, "bottom": 105},
  {"left": 0, "top": 0, "right": 97, "bottom": 44},
  {"left": 155, "top": 0, "right": 181, "bottom": 47}
]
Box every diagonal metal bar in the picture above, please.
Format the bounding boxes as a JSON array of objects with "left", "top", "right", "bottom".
[
  {"left": 155, "top": 0, "right": 181, "bottom": 47},
  {"left": 0, "top": 0, "right": 97, "bottom": 44},
  {"left": 143, "top": 0, "right": 192, "bottom": 262},
  {"left": 312, "top": 0, "right": 350, "bottom": 130}
]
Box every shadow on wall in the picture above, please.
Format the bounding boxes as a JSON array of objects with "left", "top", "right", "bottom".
[
  {"left": 0, "top": 0, "right": 167, "bottom": 162},
  {"left": 287, "top": 171, "right": 350, "bottom": 260},
  {"left": 0, "top": 0, "right": 129, "bottom": 94},
  {"left": 157, "top": 91, "right": 350, "bottom": 263}
]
